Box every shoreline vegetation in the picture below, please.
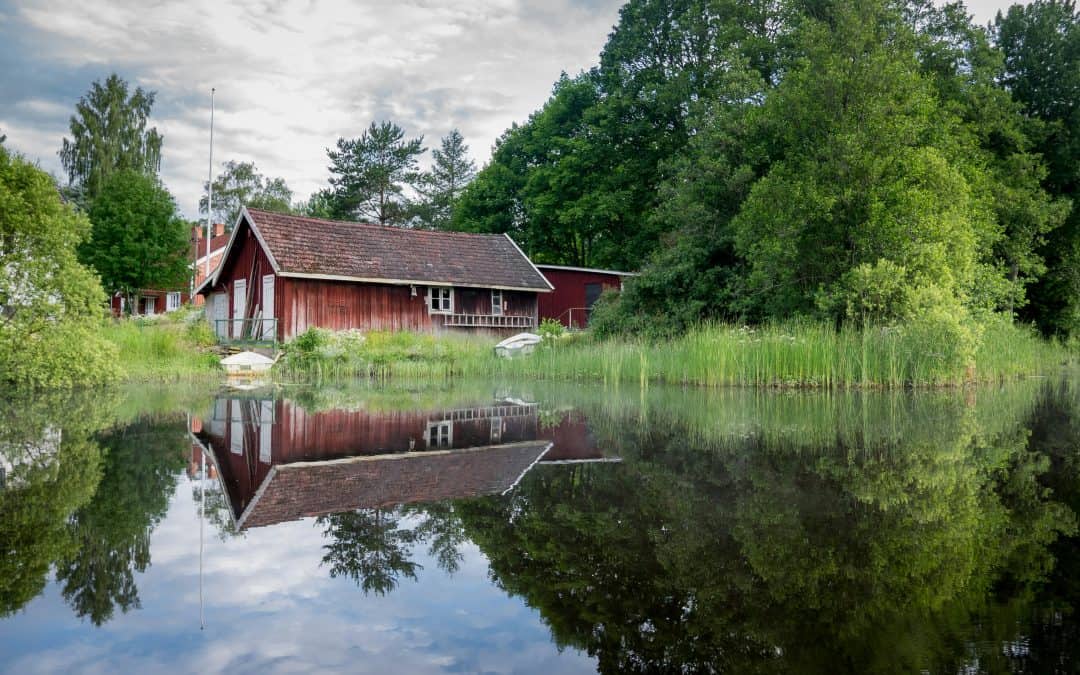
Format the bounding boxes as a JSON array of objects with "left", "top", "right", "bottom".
[
  {"left": 271, "top": 318, "right": 1073, "bottom": 389},
  {"left": 8, "top": 308, "right": 1075, "bottom": 391}
]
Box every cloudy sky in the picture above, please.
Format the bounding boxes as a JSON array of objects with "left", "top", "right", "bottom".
[{"left": 0, "top": 0, "right": 1028, "bottom": 220}]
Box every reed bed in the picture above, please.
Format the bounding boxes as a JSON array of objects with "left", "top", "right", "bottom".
[
  {"left": 476, "top": 320, "right": 1072, "bottom": 389},
  {"left": 276, "top": 318, "right": 1071, "bottom": 389}
]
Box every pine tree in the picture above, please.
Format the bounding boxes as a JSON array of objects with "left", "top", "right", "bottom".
[
  {"left": 414, "top": 129, "right": 476, "bottom": 229},
  {"left": 326, "top": 121, "right": 425, "bottom": 225}
]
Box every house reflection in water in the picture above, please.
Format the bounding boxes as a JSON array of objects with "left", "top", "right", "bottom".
[{"left": 191, "top": 395, "right": 615, "bottom": 530}]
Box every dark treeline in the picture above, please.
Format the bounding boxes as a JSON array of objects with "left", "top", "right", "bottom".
[{"left": 448, "top": 0, "right": 1080, "bottom": 339}]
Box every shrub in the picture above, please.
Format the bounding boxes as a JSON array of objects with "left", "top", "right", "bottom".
[{"left": 538, "top": 318, "right": 566, "bottom": 343}]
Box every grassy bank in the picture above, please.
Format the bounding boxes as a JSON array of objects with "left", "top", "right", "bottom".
[
  {"left": 277, "top": 319, "right": 1073, "bottom": 388},
  {"left": 102, "top": 310, "right": 221, "bottom": 382},
  {"left": 102, "top": 313, "right": 1071, "bottom": 388}
]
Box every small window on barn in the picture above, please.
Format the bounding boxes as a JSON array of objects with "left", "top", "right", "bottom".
[
  {"left": 427, "top": 421, "right": 452, "bottom": 448},
  {"left": 428, "top": 287, "right": 453, "bottom": 314},
  {"left": 491, "top": 289, "right": 503, "bottom": 316},
  {"left": 166, "top": 292, "right": 181, "bottom": 312}
]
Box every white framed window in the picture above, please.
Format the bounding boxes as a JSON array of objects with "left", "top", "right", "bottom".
[
  {"left": 166, "top": 292, "right": 181, "bottom": 312},
  {"left": 141, "top": 296, "right": 156, "bottom": 316},
  {"left": 490, "top": 417, "right": 502, "bottom": 443},
  {"left": 491, "top": 289, "right": 503, "bottom": 316},
  {"left": 427, "top": 421, "right": 452, "bottom": 449},
  {"left": 428, "top": 287, "right": 453, "bottom": 314}
]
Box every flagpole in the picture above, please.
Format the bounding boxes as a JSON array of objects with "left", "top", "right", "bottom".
[{"left": 205, "top": 88, "right": 215, "bottom": 279}]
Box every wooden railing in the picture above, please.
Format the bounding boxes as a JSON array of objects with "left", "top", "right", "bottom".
[
  {"left": 215, "top": 318, "right": 278, "bottom": 348},
  {"left": 443, "top": 313, "right": 535, "bottom": 328},
  {"left": 556, "top": 307, "right": 591, "bottom": 330}
]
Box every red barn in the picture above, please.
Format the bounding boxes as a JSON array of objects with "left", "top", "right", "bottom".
[
  {"left": 195, "top": 207, "right": 553, "bottom": 342},
  {"left": 535, "top": 264, "right": 636, "bottom": 329}
]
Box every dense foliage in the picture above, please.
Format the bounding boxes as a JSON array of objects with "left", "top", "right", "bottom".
[
  {"left": 82, "top": 169, "right": 190, "bottom": 308},
  {"left": 0, "top": 147, "right": 118, "bottom": 387},
  {"left": 454, "top": 0, "right": 1079, "bottom": 341},
  {"left": 994, "top": 0, "right": 1080, "bottom": 335}
]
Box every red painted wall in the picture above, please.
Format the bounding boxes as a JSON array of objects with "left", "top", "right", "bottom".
[
  {"left": 536, "top": 268, "right": 626, "bottom": 328},
  {"left": 204, "top": 218, "right": 540, "bottom": 340}
]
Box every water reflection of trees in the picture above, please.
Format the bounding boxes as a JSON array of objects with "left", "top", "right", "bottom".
[
  {"left": 318, "top": 502, "right": 470, "bottom": 595},
  {"left": 0, "top": 388, "right": 195, "bottom": 625},
  {"left": 54, "top": 417, "right": 188, "bottom": 625},
  {"left": 454, "top": 382, "right": 1080, "bottom": 674},
  {"left": 0, "top": 391, "right": 112, "bottom": 617}
]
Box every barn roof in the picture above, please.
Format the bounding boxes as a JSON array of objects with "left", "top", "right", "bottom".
[
  {"left": 233, "top": 441, "right": 553, "bottom": 529},
  {"left": 199, "top": 207, "right": 553, "bottom": 293}
]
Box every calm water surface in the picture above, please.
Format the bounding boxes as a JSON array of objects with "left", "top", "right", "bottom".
[{"left": 2, "top": 378, "right": 1079, "bottom": 674}]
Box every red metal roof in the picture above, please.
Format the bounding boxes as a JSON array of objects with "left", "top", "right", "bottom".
[{"left": 244, "top": 208, "right": 552, "bottom": 291}]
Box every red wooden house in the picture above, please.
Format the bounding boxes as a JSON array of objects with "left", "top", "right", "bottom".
[
  {"left": 195, "top": 207, "right": 553, "bottom": 342},
  {"left": 535, "top": 264, "right": 636, "bottom": 329}
]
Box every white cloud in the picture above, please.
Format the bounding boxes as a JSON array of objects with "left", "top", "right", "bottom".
[
  {"left": 2, "top": 0, "right": 624, "bottom": 219},
  {"left": 0, "top": 0, "right": 1031, "bottom": 221}
]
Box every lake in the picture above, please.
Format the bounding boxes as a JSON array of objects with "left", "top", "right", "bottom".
[{"left": 1, "top": 378, "right": 1079, "bottom": 674}]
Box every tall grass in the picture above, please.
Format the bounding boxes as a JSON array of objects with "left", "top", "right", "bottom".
[
  {"left": 474, "top": 320, "right": 1073, "bottom": 388},
  {"left": 101, "top": 310, "right": 221, "bottom": 382},
  {"left": 275, "top": 328, "right": 492, "bottom": 381},
  {"left": 272, "top": 319, "right": 1072, "bottom": 389}
]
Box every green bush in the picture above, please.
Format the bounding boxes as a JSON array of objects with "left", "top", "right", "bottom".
[{"left": 538, "top": 318, "right": 566, "bottom": 343}]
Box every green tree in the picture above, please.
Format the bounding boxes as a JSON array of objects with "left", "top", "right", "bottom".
[
  {"left": 454, "top": 0, "right": 789, "bottom": 269},
  {"left": 199, "top": 160, "right": 294, "bottom": 228},
  {"left": 0, "top": 147, "right": 118, "bottom": 388},
  {"left": 326, "top": 121, "right": 425, "bottom": 225},
  {"left": 58, "top": 73, "right": 163, "bottom": 206},
  {"left": 994, "top": 0, "right": 1080, "bottom": 335},
  {"left": 318, "top": 508, "right": 421, "bottom": 595},
  {"left": 413, "top": 129, "right": 476, "bottom": 229},
  {"left": 295, "top": 187, "right": 337, "bottom": 219},
  {"left": 81, "top": 169, "right": 190, "bottom": 311}
]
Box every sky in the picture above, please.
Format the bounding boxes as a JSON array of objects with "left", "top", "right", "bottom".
[{"left": 0, "top": 0, "right": 1030, "bottom": 221}]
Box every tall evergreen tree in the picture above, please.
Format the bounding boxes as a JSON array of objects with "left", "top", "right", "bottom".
[
  {"left": 58, "top": 74, "right": 163, "bottom": 206},
  {"left": 413, "top": 129, "right": 476, "bottom": 229},
  {"left": 326, "top": 121, "right": 425, "bottom": 225}
]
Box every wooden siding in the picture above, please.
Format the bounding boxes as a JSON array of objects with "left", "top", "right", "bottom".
[
  {"left": 217, "top": 220, "right": 278, "bottom": 338},
  {"left": 205, "top": 217, "right": 541, "bottom": 340},
  {"left": 279, "top": 277, "right": 538, "bottom": 340},
  {"left": 537, "top": 268, "right": 625, "bottom": 328}
]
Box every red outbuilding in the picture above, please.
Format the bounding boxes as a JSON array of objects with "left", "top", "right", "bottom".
[
  {"left": 195, "top": 207, "right": 554, "bottom": 343},
  {"left": 535, "top": 264, "right": 636, "bottom": 329}
]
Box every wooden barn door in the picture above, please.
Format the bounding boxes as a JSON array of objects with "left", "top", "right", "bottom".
[
  {"left": 232, "top": 279, "right": 247, "bottom": 338},
  {"left": 261, "top": 275, "right": 275, "bottom": 340},
  {"left": 211, "top": 293, "right": 228, "bottom": 338}
]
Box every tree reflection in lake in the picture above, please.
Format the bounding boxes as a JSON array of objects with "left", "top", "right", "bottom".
[
  {"left": 453, "top": 381, "right": 1080, "bottom": 673},
  {"left": 54, "top": 416, "right": 188, "bottom": 625},
  {"left": 0, "top": 378, "right": 1078, "bottom": 673},
  {"left": 0, "top": 390, "right": 110, "bottom": 617}
]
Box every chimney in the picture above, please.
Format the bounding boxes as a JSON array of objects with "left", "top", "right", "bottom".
[
  {"left": 191, "top": 225, "right": 203, "bottom": 241},
  {"left": 214, "top": 222, "right": 225, "bottom": 237}
]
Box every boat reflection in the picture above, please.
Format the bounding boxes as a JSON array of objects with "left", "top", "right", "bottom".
[{"left": 191, "top": 393, "right": 615, "bottom": 530}]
